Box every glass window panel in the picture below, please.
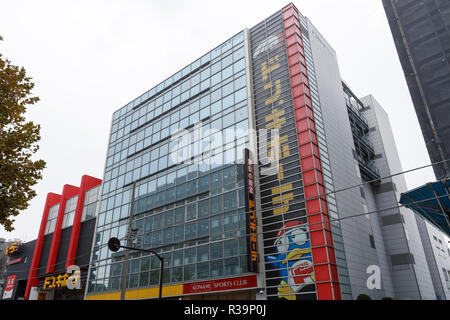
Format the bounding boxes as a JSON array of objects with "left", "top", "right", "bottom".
[
  {"left": 211, "top": 215, "right": 222, "bottom": 235},
  {"left": 174, "top": 225, "right": 184, "bottom": 242},
  {"left": 222, "top": 65, "right": 233, "bottom": 80},
  {"left": 173, "top": 250, "right": 183, "bottom": 267},
  {"left": 224, "top": 212, "right": 239, "bottom": 232},
  {"left": 239, "top": 237, "right": 247, "bottom": 255},
  {"left": 235, "top": 106, "right": 247, "bottom": 122},
  {"left": 200, "top": 105, "right": 210, "bottom": 119},
  {"left": 233, "top": 46, "right": 245, "bottom": 62},
  {"left": 211, "top": 171, "right": 222, "bottom": 187},
  {"left": 149, "top": 270, "right": 160, "bottom": 285},
  {"left": 211, "top": 242, "right": 223, "bottom": 260},
  {"left": 184, "top": 247, "right": 196, "bottom": 264},
  {"left": 211, "top": 100, "right": 222, "bottom": 114},
  {"left": 234, "top": 87, "right": 247, "bottom": 103},
  {"left": 222, "top": 82, "right": 233, "bottom": 97},
  {"left": 175, "top": 206, "right": 185, "bottom": 224},
  {"left": 147, "top": 194, "right": 155, "bottom": 210},
  {"left": 155, "top": 191, "right": 164, "bottom": 207},
  {"left": 211, "top": 88, "right": 221, "bottom": 103},
  {"left": 188, "top": 164, "right": 198, "bottom": 180},
  {"left": 167, "top": 171, "right": 176, "bottom": 186},
  {"left": 210, "top": 260, "right": 223, "bottom": 278},
  {"left": 186, "top": 203, "right": 196, "bottom": 221},
  {"left": 223, "top": 166, "right": 236, "bottom": 185},
  {"left": 165, "top": 187, "right": 175, "bottom": 203},
  {"left": 186, "top": 180, "right": 197, "bottom": 197},
  {"left": 163, "top": 227, "right": 173, "bottom": 245},
  {"left": 224, "top": 239, "right": 239, "bottom": 257},
  {"left": 233, "top": 59, "right": 245, "bottom": 74},
  {"left": 176, "top": 168, "right": 187, "bottom": 183},
  {"left": 223, "top": 112, "right": 234, "bottom": 129},
  {"left": 139, "top": 272, "right": 149, "bottom": 287},
  {"left": 222, "top": 94, "right": 234, "bottom": 111},
  {"left": 198, "top": 175, "right": 209, "bottom": 192},
  {"left": 197, "top": 245, "right": 209, "bottom": 262},
  {"left": 176, "top": 183, "right": 186, "bottom": 200},
  {"left": 197, "top": 262, "right": 209, "bottom": 279},
  {"left": 130, "top": 259, "right": 140, "bottom": 274},
  {"left": 164, "top": 210, "right": 174, "bottom": 227},
  {"left": 211, "top": 72, "right": 221, "bottom": 86},
  {"left": 189, "top": 112, "right": 199, "bottom": 125},
  {"left": 185, "top": 222, "right": 197, "bottom": 240},
  {"left": 152, "top": 230, "right": 162, "bottom": 247},
  {"left": 198, "top": 199, "right": 209, "bottom": 218},
  {"left": 211, "top": 195, "right": 222, "bottom": 215},
  {"left": 141, "top": 256, "right": 151, "bottom": 271},
  {"left": 211, "top": 61, "right": 221, "bottom": 75},
  {"left": 184, "top": 264, "right": 195, "bottom": 281},
  {"left": 172, "top": 267, "right": 183, "bottom": 283},
  {"left": 225, "top": 257, "right": 239, "bottom": 276},
  {"left": 153, "top": 214, "right": 163, "bottom": 230},
  {"left": 198, "top": 219, "right": 209, "bottom": 237},
  {"left": 201, "top": 67, "right": 210, "bottom": 81},
  {"left": 129, "top": 274, "right": 139, "bottom": 288},
  {"left": 223, "top": 191, "right": 237, "bottom": 211}
]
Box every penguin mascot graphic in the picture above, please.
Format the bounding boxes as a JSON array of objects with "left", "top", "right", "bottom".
[{"left": 266, "top": 220, "right": 315, "bottom": 300}]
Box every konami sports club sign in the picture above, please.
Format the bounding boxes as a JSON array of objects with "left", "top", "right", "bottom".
[{"left": 183, "top": 275, "right": 257, "bottom": 295}]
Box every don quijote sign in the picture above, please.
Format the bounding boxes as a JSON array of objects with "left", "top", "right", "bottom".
[{"left": 43, "top": 265, "right": 81, "bottom": 290}]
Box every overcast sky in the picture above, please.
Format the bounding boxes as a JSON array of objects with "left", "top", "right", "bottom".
[{"left": 0, "top": 0, "right": 435, "bottom": 241}]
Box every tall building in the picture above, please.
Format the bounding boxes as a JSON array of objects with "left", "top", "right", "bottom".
[
  {"left": 84, "top": 3, "right": 442, "bottom": 300},
  {"left": 382, "top": 0, "right": 450, "bottom": 179}
]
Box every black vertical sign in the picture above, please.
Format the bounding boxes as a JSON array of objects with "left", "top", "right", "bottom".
[{"left": 244, "top": 148, "right": 258, "bottom": 273}]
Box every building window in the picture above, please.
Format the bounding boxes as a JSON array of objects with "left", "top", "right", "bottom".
[{"left": 45, "top": 204, "right": 60, "bottom": 234}]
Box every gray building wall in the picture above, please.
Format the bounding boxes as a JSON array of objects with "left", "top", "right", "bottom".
[
  {"left": 306, "top": 18, "right": 384, "bottom": 299},
  {"left": 305, "top": 14, "right": 438, "bottom": 300},
  {"left": 361, "top": 182, "right": 396, "bottom": 298},
  {"left": 415, "top": 214, "right": 450, "bottom": 300},
  {"left": 360, "top": 95, "right": 436, "bottom": 299}
]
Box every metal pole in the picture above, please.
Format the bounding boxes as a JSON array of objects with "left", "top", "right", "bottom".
[{"left": 159, "top": 257, "right": 164, "bottom": 299}]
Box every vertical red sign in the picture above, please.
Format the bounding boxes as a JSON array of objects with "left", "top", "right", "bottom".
[{"left": 2, "top": 275, "right": 16, "bottom": 299}]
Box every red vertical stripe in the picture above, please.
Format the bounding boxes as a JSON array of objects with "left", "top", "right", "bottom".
[
  {"left": 282, "top": 3, "right": 342, "bottom": 300},
  {"left": 24, "top": 193, "right": 61, "bottom": 300},
  {"left": 65, "top": 175, "right": 102, "bottom": 269},
  {"left": 46, "top": 184, "right": 79, "bottom": 274}
]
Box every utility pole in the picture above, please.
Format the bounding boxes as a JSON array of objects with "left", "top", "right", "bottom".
[{"left": 120, "top": 182, "right": 136, "bottom": 300}]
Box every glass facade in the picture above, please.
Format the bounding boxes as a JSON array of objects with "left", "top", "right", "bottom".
[{"left": 86, "top": 31, "right": 254, "bottom": 295}]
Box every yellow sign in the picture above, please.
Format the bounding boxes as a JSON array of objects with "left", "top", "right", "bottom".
[
  {"left": 260, "top": 56, "right": 294, "bottom": 216},
  {"left": 5, "top": 242, "right": 19, "bottom": 256},
  {"left": 43, "top": 270, "right": 80, "bottom": 290}
]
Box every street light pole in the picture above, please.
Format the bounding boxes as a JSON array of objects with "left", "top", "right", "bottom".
[{"left": 108, "top": 237, "right": 164, "bottom": 299}]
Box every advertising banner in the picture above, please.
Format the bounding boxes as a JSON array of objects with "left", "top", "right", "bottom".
[
  {"left": 250, "top": 10, "right": 316, "bottom": 300},
  {"left": 2, "top": 275, "right": 16, "bottom": 299},
  {"left": 244, "top": 148, "right": 258, "bottom": 273}
]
